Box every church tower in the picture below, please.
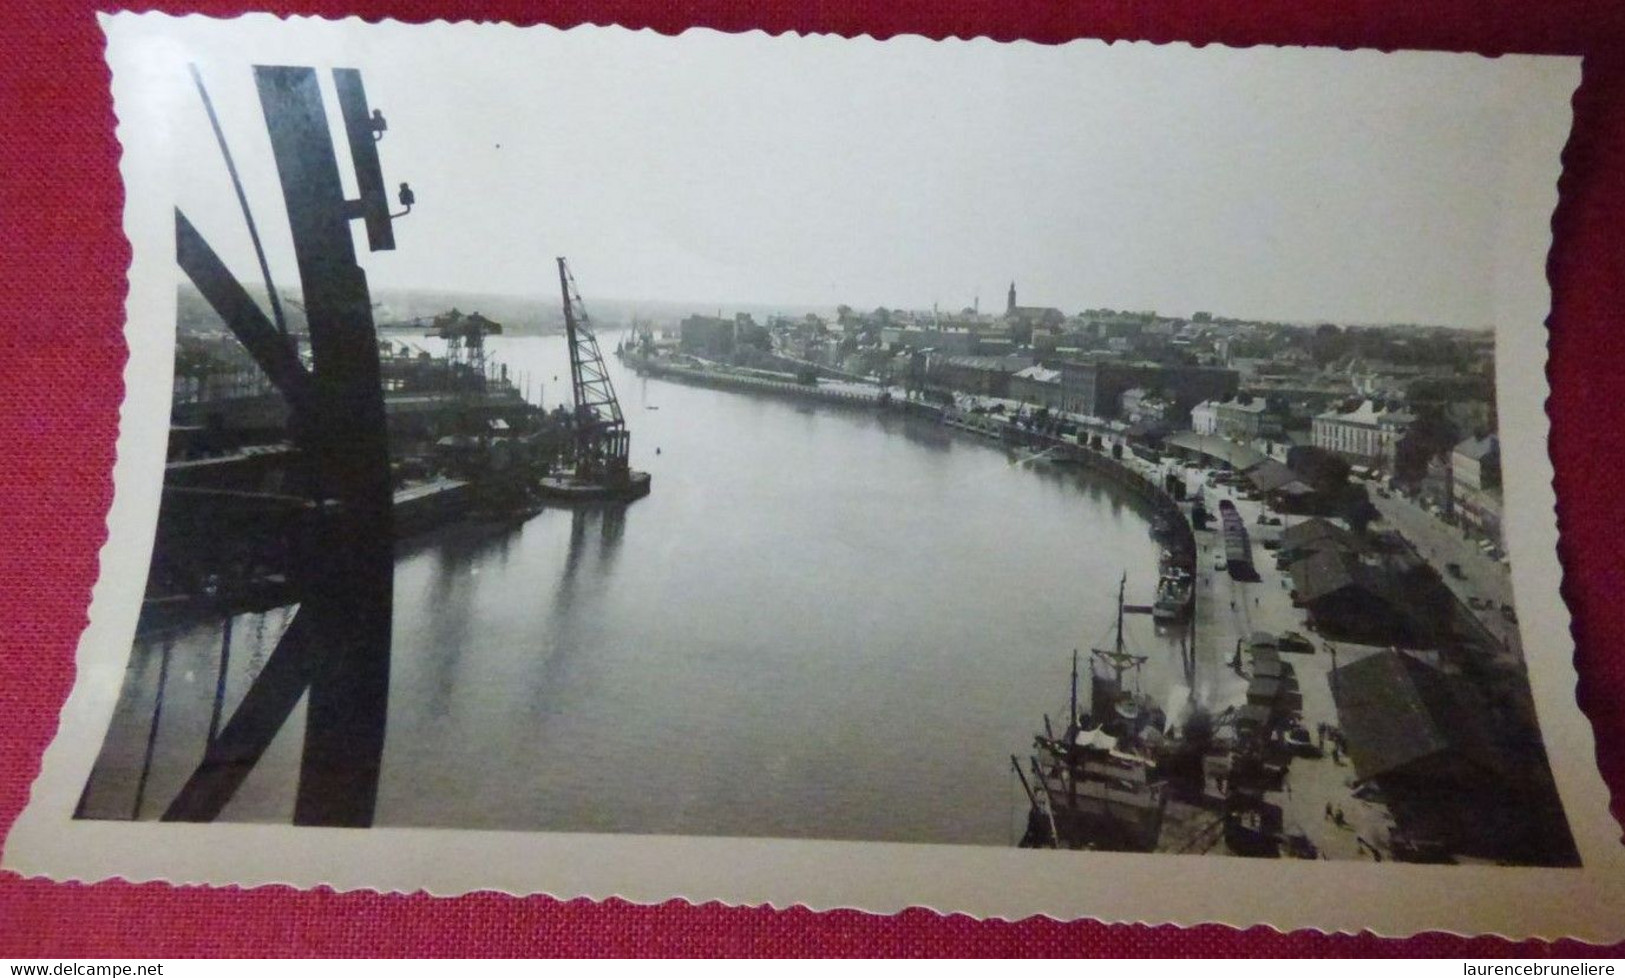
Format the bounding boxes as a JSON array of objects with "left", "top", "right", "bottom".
[{"left": 1007, "top": 281, "right": 1017, "bottom": 315}]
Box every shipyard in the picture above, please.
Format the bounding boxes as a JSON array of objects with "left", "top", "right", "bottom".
[{"left": 71, "top": 34, "right": 1577, "bottom": 871}]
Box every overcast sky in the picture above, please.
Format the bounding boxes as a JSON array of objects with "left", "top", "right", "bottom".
[{"left": 126, "top": 17, "right": 1575, "bottom": 326}]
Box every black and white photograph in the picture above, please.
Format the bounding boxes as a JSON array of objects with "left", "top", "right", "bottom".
[{"left": 7, "top": 12, "right": 1621, "bottom": 939}]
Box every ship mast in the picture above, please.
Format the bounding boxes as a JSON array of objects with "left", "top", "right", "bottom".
[
  {"left": 1092, "top": 571, "right": 1147, "bottom": 698},
  {"left": 1069, "top": 649, "right": 1079, "bottom": 728},
  {"left": 1115, "top": 571, "right": 1126, "bottom": 656}
]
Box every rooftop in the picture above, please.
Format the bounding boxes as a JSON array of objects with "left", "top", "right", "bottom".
[
  {"left": 1331, "top": 650, "right": 1505, "bottom": 786},
  {"left": 1315, "top": 399, "right": 1415, "bottom": 427},
  {"left": 1247, "top": 458, "right": 1314, "bottom": 495},
  {"left": 1289, "top": 548, "right": 1402, "bottom": 605},
  {"left": 935, "top": 354, "right": 1034, "bottom": 372},
  {"left": 1013, "top": 365, "right": 1062, "bottom": 384},
  {"left": 1454, "top": 433, "right": 1500, "bottom": 461},
  {"left": 1280, "top": 517, "right": 1360, "bottom": 554},
  {"left": 1164, "top": 431, "right": 1267, "bottom": 470}
]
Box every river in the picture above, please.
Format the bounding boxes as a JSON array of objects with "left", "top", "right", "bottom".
[{"left": 81, "top": 332, "right": 1189, "bottom": 846}]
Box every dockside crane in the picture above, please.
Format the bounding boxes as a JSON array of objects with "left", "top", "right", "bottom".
[
  {"left": 427, "top": 308, "right": 504, "bottom": 391},
  {"left": 542, "top": 257, "right": 651, "bottom": 501}
]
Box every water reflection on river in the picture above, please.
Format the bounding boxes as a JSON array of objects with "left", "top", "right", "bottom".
[{"left": 84, "top": 333, "right": 1188, "bottom": 846}]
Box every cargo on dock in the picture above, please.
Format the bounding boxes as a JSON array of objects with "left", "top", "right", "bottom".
[{"left": 1217, "top": 498, "right": 1259, "bottom": 581}]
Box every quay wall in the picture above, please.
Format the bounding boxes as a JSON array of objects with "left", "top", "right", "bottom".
[
  {"left": 941, "top": 409, "right": 1196, "bottom": 566},
  {"left": 629, "top": 357, "right": 886, "bottom": 407},
  {"left": 628, "top": 354, "right": 1194, "bottom": 567}
]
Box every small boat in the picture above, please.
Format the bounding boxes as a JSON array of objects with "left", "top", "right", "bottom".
[{"left": 1152, "top": 574, "right": 1192, "bottom": 623}]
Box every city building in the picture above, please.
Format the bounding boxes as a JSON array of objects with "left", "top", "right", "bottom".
[
  {"left": 1120, "top": 387, "right": 1171, "bottom": 425},
  {"left": 1244, "top": 458, "right": 1316, "bottom": 506},
  {"left": 1451, "top": 434, "right": 1503, "bottom": 544},
  {"left": 1331, "top": 649, "right": 1505, "bottom": 792},
  {"left": 923, "top": 353, "right": 1033, "bottom": 397},
  {"left": 1311, "top": 399, "right": 1414, "bottom": 469},
  {"left": 1009, "top": 365, "right": 1063, "bottom": 409},
  {"left": 1058, "top": 360, "right": 1238, "bottom": 421},
  {"left": 1004, "top": 281, "right": 1066, "bottom": 331},
  {"left": 1191, "top": 400, "right": 1220, "bottom": 436},
  {"left": 1212, "top": 396, "right": 1280, "bottom": 441},
  {"left": 886, "top": 326, "right": 980, "bottom": 355},
  {"left": 1162, "top": 431, "right": 1267, "bottom": 472},
  {"left": 1289, "top": 549, "right": 1420, "bottom": 642},
  {"left": 1276, "top": 517, "right": 1361, "bottom": 564},
  {"left": 678, "top": 315, "right": 736, "bottom": 358}
]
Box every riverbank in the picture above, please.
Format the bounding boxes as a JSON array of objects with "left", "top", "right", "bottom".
[
  {"left": 627, "top": 353, "right": 1194, "bottom": 575},
  {"left": 625, "top": 354, "right": 892, "bottom": 408}
]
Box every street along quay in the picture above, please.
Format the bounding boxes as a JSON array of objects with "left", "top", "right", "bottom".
[{"left": 620, "top": 351, "right": 1573, "bottom": 866}]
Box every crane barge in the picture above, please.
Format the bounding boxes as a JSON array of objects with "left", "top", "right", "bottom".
[{"left": 538, "top": 257, "right": 652, "bottom": 502}]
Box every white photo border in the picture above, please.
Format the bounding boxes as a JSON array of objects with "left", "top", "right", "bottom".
[{"left": 5, "top": 11, "right": 1620, "bottom": 941}]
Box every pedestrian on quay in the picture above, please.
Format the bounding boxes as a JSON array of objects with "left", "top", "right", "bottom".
[
  {"left": 1334, "top": 807, "right": 1346, "bottom": 828},
  {"left": 1324, "top": 802, "right": 1333, "bottom": 821}
]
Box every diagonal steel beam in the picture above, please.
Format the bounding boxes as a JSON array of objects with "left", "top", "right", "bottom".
[
  {"left": 160, "top": 610, "right": 319, "bottom": 822},
  {"left": 175, "top": 208, "right": 313, "bottom": 419}
]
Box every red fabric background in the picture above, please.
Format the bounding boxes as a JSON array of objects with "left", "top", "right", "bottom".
[{"left": 3, "top": 0, "right": 1624, "bottom": 957}]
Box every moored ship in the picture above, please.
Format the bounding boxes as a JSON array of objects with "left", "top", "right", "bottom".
[
  {"left": 1014, "top": 574, "right": 1171, "bottom": 851},
  {"left": 1153, "top": 548, "right": 1194, "bottom": 623}
]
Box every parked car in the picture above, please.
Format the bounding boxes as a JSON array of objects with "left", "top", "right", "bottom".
[
  {"left": 1283, "top": 726, "right": 1321, "bottom": 758},
  {"left": 1500, "top": 604, "right": 1518, "bottom": 623},
  {"left": 1446, "top": 562, "right": 1465, "bottom": 579},
  {"left": 1278, "top": 631, "right": 1314, "bottom": 654},
  {"left": 1213, "top": 553, "right": 1227, "bottom": 572}
]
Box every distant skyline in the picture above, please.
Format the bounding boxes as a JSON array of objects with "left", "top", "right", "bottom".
[
  {"left": 359, "top": 285, "right": 1493, "bottom": 331},
  {"left": 190, "top": 280, "right": 1500, "bottom": 334},
  {"left": 135, "top": 17, "right": 1576, "bottom": 329}
]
